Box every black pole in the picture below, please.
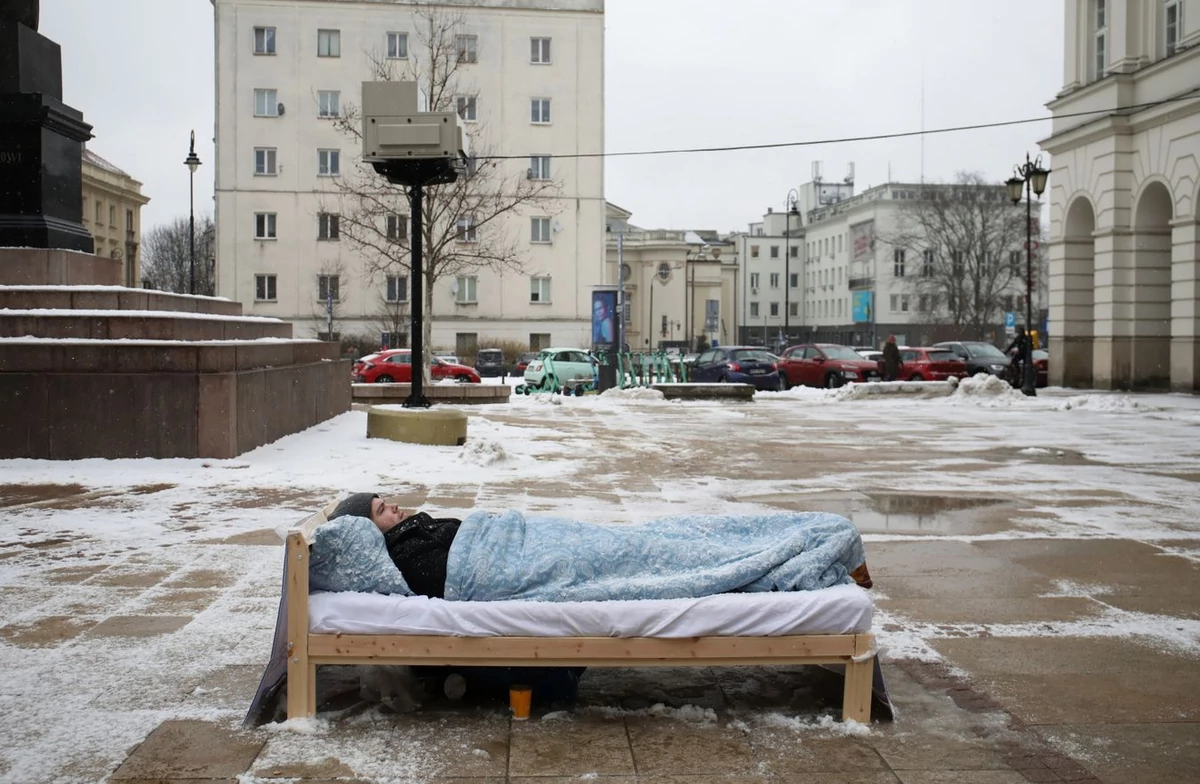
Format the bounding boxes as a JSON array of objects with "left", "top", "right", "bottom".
[
  {"left": 405, "top": 184, "right": 430, "bottom": 408},
  {"left": 649, "top": 278, "right": 654, "bottom": 350},
  {"left": 188, "top": 171, "right": 195, "bottom": 295},
  {"left": 1022, "top": 174, "right": 1037, "bottom": 397},
  {"left": 783, "top": 214, "right": 790, "bottom": 349}
]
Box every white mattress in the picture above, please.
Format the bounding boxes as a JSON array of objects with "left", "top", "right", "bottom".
[{"left": 308, "top": 584, "right": 873, "bottom": 639}]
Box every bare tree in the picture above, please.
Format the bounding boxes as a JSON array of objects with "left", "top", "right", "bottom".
[
  {"left": 142, "top": 216, "right": 216, "bottom": 296},
  {"left": 311, "top": 257, "right": 350, "bottom": 340},
  {"left": 885, "top": 173, "right": 1028, "bottom": 337},
  {"left": 374, "top": 277, "right": 411, "bottom": 348},
  {"left": 327, "top": 5, "right": 561, "bottom": 382}
]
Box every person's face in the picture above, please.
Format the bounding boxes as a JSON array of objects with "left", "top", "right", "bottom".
[
  {"left": 370, "top": 497, "right": 404, "bottom": 532},
  {"left": 594, "top": 300, "right": 608, "bottom": 319}
]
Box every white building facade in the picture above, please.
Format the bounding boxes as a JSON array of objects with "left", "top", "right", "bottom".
[
  {"left": 1042, "top": 0, "right": 1200, "bottom": 390},
  {"left": 213, "top": 0, "right": 605, "bottom": 354}
]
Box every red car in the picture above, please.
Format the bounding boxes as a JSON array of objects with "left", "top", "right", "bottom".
[
  {"left": 777, "top": 344, "right": 882, "bottom": 389},
  {"left": 353, "top": 350, "right": 481, "bottom": 383},
  {"left": 897, "top": 347, "right": 969, "bottom": 381}
]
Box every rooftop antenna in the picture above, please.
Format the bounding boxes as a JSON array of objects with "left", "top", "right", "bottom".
[
  {"left": 845, "top": 162, "right": 855, "bottom": 185},
  {"left": 812, "top": 161, "right": 823, "bottom": 183}
]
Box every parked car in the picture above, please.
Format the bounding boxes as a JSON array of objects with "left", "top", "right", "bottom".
[
  {"left": 353, "top": 349, "right": 481, "bottom": 383},
  {"left": 524, "top": 347, "right": 598, "bottom": 390},
  {"left": 690, "top": 346, "right": 781, "bottom": 391},
  {"left": 513, "top": 351, "right": 539, "bottom": 377},
  {"left": 777, "top": 344, "right": 882, "bottom": 389},
  {"left": 474, "top": 348, "right": 507, "bottom": 378},
  {"left": 932, "top": 341, "right": 1012, "bottom": 376},
  {"left": 1032, "top": 349, "right": 1049, "bottom": 388},
  {"left": 897, "top": 347, "right": 969, "bottom": 381}
]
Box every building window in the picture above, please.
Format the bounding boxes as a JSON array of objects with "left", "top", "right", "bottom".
[
  {"left": 530, "top": 332, "right": 551, "bottom": 350},
  {"left": 530, "top": 276, "right": 551, "bottom": 303},
  {"left": 889, "top": 294, "right": 899, "bottom": 312},
  {"left": 922, "top": 249, "right": 935, "bottom": 276},
  {"left": 254, "top": 26, "right": 276, "bottom": 55},
  {"left": 769, "top": 272, "right": 780, "bottom": 288},
  {"left": 387, "top": 31, "right": 408, "bottom": 59},
  {"left": 255, "top": 274, "right": 277, "bottom": 301},
  {"left": 254, "top": 88, "right": 278, "bottom": 117},
  {"left": 318, "top": 274, "right": 340, "bottom": 301},
  {"left": 386, "top": 213, "right": 407, "bottom": 241},
  {"left": 456, "top": 216, "right": 476, "bottom": 243},
  {"left": 750, "top": 245, "right": 760, "bottom": 258},
  {"left": 919, "top": 294, "right": 928, "bottom": 312},
  {"left": 530, "top": 98, "right": 551, "bottom": 124},
  {"left": 769, "top": 302, "right": 779, "bottom": 317},
  {"left": 386, "top": 275, "right": 408, "bottom": 302},
  {"left": 254, "top": 147, "right": 277, "bottom": 175},
  {"left": 530, "top": 217, "right": 551, "bottom": 243},
  {"left": 456, "top": 95, "right": 477, "bottom": 122},
  {"left": 456, "top": 34, "right": 478, "bottom": 63},
  {"left": 790, "top": 245, "right": 799, "bottom": 258},
  {"left": 1093, "top": 0, "right": 1107, "bottom": 79},
  {"left": 530, "top": 36, "right": 551, "bottom": 64},
  {"left": 254, "top": 212, "right": 277, "bottom": 240},
  {"left": 318, "top": 149, "right": 340, "bottom": 176},
  {"left": 317, "top": 29, "right": 341, "bottom": 57},
  {"left": 893, "top": 248, "right": 906, "bottom": 277},
  {"left": 455, "top": 275, "right": 478, "bottom": 303},
  {"left": 901, "top": 294, "right": 909, "bottom": 312},
  {"left": 317, "top": 212, "right": 339, "bottom": 241},
  {"left": 318, "top": 90, "right": 340, "bottom": 118},
  {"left": 109, "top": 205, "right": 116, "bottom": 226},
  {"left": 126, "top": 208, "right": 134, "bottom": 230},
  {"left": 750, "top": 273, "right": 759, "bottom": 289},
  {"left": 789, "top": 302, "right": 799, "bottom": 317},
  {"left": 529, "top": 155, "right": 551, "bottom": 180},
  {"left": 1165, "top": 1, "right": 1182, "bottom": 57},
  {"left": 750, "top": 302, "right": 759, "bottom": 317},
  {"left": 95, "top": 200, "right": 102, "bottom": 223},
  {"left": 951, "top": 250, "right": 964, "bottom": 277}
]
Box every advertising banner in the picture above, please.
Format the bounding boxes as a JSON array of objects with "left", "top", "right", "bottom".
[
  {"left": 852, "top": 291, "right": 873, "bottom": 323},
  {"left": 851, "top": 220, "right": 875, "bottom": 263},
  {"left": 591, "top": 289, "right": 616, "bottom": 350}
]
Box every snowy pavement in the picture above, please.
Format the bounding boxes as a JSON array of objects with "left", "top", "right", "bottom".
[{"left": 1, "top": 376, "right": 1198, "bottom": 782}]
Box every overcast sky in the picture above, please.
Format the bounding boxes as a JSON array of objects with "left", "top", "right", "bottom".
[{"left": 42, "top": 0, "right": 1062, "bottom": 235}]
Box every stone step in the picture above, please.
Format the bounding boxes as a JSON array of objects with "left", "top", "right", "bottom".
[
  {"left": 0, "top": 308, "right": 293, "bottom": 341},
  {"left": 0, "top": 285, "right": 244, "bottom": 316},
  {"left": 0, "top": 337, "right": 341, "bottom": 373}
]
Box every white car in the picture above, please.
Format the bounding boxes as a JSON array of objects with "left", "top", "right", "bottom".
[
  {"left": 523, "top": 347, "right": 598, "bottom": 390},
  {"left": 436, "top": 355, "right": 460, "bottom": 365}
]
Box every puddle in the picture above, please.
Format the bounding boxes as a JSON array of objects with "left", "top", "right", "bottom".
[{"left": 739, "top": 491, "right": 1013, "bottom": 535}]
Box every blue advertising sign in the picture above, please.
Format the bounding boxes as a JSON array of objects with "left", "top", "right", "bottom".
[
  {"left": 852, "top": 291, "right": 873, "bottom": 323},
  {"left": 1005, "top": 311, "right": 1016, "bottom": 329},
  {"left": 591, "top": 290, "right": 616, "bottom": 349}
]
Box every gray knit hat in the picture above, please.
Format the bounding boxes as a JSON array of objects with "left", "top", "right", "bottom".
[{"left": 331, "top": 492, "right": 379, "bottom": 521}]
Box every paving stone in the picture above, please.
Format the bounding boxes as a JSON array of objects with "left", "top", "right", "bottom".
[
  {"left": 0, "top": 615, "right": 96, "bottom": 647},
  {"left": 973, "top": 672, "right": 1200, "bottom": 724},
  {"left": 872, "top": 735, "right": 1012, "bottom": 771},
  {"left": 876, "top": 596, "right": 1097, "bottom": 626},
  {"left": 508, "top": 713, "right": 634, "bottom": 776},
  {"left": 110, "top": 720, "right": 263, "bottom": 780},
  {"left": 84, "top": 614, "right": 193, "bottom": 638},
  {"left": 749, "top": 729, "right": 889, "bottom": 775},
  {"left": 626, "top": 716, "right": 759, "bottom": 776},
  {"left": 86, "top": 567, "right": 173, "bottom": 588},
  {"left": 1034, "top": 722, "right": 1200, "bottom": 783},
  {"left": 894, "top": 771, "right": 1029, "bottom": 783}
]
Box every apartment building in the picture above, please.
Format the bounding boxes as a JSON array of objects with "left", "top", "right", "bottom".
[
  {"left": 1042, "top": 0, "right": 1200, "bottom": 390},
  {"left": 736, "top": 178, "right": 1038, "bottom": 351},
  {"left": 212, "top": 0, "right": 605, "bottom": 353},
  {"left": 81, "top": 148, "right": 150, "bottom": 288}
]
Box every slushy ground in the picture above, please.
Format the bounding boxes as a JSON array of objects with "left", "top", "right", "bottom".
[{"left": 2, "top": 377, "right": 1197, "bottom": 783}]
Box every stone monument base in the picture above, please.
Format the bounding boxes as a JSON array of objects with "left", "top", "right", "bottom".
[{"left": 0, "top": 246, "right": 120, "bottom": 285}]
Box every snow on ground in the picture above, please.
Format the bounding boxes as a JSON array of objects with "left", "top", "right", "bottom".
[{"left": 1, "top": 379, "right": 1199, "bottom": 781}]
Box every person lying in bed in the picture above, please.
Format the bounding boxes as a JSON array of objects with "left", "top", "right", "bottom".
[{"left": 309, "top": 492, "right": 874, "bottom": 602}]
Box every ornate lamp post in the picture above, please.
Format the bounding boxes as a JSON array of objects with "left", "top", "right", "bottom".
[
  {"left": 1006, "top": 153, "right": 1049, "bottom": 397},
  {"left": 183, "top": 131, "right": 202, "bottom": 295},
  {"left": 784, "top": 189, "right": 799, "bottom": 349}
]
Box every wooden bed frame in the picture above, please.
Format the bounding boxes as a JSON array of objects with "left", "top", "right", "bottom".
[{"left": 283, "top": 504, "right": 877, "bottom": 723}]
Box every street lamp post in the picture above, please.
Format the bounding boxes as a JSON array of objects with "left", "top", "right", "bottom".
[
  {"left": 183, "top": 131, "right": 202, "bottom": 295},
  {"left": 1006, "top": 153, "right": 1050, "bottom": 398},
  {"left": 784, "top": 189, "right": 799, "bottom": 350}
]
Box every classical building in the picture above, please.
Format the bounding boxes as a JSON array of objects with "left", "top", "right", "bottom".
[
  {"left": 81, "top": 148, "right": 150, "bottom": 288},
  {"left": 1042, "top": 0, "right": 1200, "bottom": 390},
  {"left": 212, "top": 0, "right": 605, "bottom": 355},
  {"left": 604, "top": 204, "right": 738, "bottom": 351},
  {"left": 734, "top": 176, "right": 1040, "bottom": 350}
]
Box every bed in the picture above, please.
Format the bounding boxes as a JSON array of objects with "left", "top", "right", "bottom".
[{"left": 246, "top": 501, "right": 884, "bottom": 725}]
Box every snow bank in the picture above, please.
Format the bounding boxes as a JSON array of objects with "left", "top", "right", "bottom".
[{"left": 599, "top": 386, "right": 666, "bottom": 401}]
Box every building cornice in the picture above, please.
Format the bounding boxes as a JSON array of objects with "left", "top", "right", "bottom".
[{"left": 214, "top": 0, "right": 603, "bottom": 12}]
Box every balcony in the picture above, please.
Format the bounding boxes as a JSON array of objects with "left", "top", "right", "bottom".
[{"left": 848, "top": 276, "right": 874, "bottom": 290}]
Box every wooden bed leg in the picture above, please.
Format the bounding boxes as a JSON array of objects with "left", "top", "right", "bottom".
[
  {"left": 842, "top": 634, "right": 874, "bottom": 723},
  {"left": 285, "top": 532, "right": 315, "bottom": 720}
]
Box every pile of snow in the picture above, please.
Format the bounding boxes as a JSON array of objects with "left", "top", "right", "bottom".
[
  {"left": 952, "top": 374, "right": 1026, "bottom": 401},
  {"left": 600, "top": 386, "right": 666, "bottom": 401},
  {"left": 1055, "top": 394, "right": 1156, "bottom": 413},
  {"left": 457, "top": 438, "right": 508, "bottom": 466}
]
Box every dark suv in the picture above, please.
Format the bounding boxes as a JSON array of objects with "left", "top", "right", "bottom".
[
  {"left": 474, "top": 348, "right": 507, "bottom": 378},
  {"left": 933, "top": 341, "right": 1012, "bottom": 376}
]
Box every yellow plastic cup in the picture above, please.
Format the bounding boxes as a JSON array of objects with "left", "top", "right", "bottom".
[{"left": 509, "top": 684, "right": 532, "bottom": 720}]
